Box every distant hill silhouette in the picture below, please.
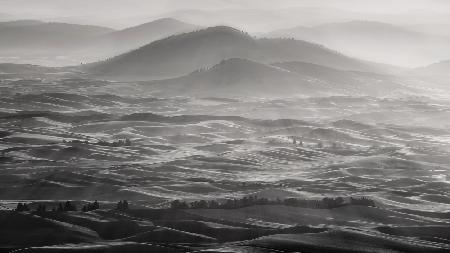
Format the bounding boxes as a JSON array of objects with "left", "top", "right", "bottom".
[
  {"left": 267, "top": 20, "right": 450, "bottom": 67},
  {"left": 81, "top": 18, "right": 201, "bottom": 60},
  {"left": 0, "top": 20, "right": 45, "bottom": 27},
  {"left": 0, "top": 18, "right": 201, "bottom": 65},
  {"left": 87, "top": 26, "right": 400, "bottom": 80},
  {"left": 0, "top": 63, "right": 57, "bottom": 74},
  {"left": 412, "top": 60, "right": 450, "bottom": 76},
  {"left": 0, "top": 20, "right": 114, "bottom": 54}
]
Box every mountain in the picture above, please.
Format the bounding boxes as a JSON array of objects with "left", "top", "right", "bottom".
[
  {"left": 0, "top": 13, "right": 12, "bottom": 21},
  {"left": 0, "top": 63, "right": 56, "bottom": 74},
  {"left": 148, "top": 58, "right": 319, "bottom": 96},
  {"left": 406, "top": 23, "right": 450, "bottom": 37},
  {"left": 0, "top": 20, "right": 45, "bottom": 27},
  {"left": 0, "top": 20, "right": 114, "bottom": 54},
  {"left": 267, "top": 20, "right": 450, "bottom": 67},
  {"left": 411, "top": 60, "right": 450, "bottom": 76},
  {"left": 0, "top": 18, "right": 200, "bottom": 65},
  {"left": 157, "top": 7, "right": 367, "bottom": 33},
  {"left": 146, "top": 58, "right": 414, "bottom": 97},
  {"left": 272, "top": 61, "right": 414, "bottom": 96},
  {"left": 87, "top": 26, "right": 400, "bottom": 80},
  {"left": 80, "top": 18, "right": 201, "bottom": 60}
]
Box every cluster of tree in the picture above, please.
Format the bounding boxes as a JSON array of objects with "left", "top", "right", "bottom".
[
  {"left": 283, "top": 197, "right": 348, "bottom": 209},
  {"left": 81, "top": 200, "right": 99, "bottom": 212},
  {"left": 16, "top": 200, "right": 86, "bottom": 213},
  {"left": 63, "top": 139, "right": 132, "bottom": 147},
  {"left": 290, "top": 136, "right": 345, "bottom": 150},
  {"left": 291, "top": 137, "right": 304, "bottom": 146},
  {"left": 349, "top": 197, "right": 375, "bottom": 206},
  {"left": 63, "top": 139, "right": 89, "bottom": 144},
  {"left": 116, "top": 200, "right": 129, "bottom": 211},
  {"left": 171, "top": 196, "right": 273, "bottom": 210},
  {"left": 97, "top": 139, "right": 132, "bottom": 147},
  {"left": 36, "top": 203, "right": 47, "bottom": 212},
  {"left": 57, "top": 201, "right": 77, "bottom": 212},
  {"left": 170, "top": 196, "right": 375, "bottom": 210},
  {"left": 15, "top": 203, "right": 30, "bottom": 212}
]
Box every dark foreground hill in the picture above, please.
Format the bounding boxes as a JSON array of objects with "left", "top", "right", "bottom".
[{"left": 2, "top": 203, "right": 450, "bottom": 253}]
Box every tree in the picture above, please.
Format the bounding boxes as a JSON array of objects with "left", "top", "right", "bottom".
[
  {"left": 170, "top": 200, "right": 188, "bottom": 209},
  {"left": 116, "top": 201, "right": 123, "bottom": 210},
  {"left": 36, "top": 204, "right": 47, "bottom": 213},
  {"left": 15, "top": 203, "right": 30, "bottom": 212},
  {"left": 116, "top": 200, "right": 129, "bottom": 211},
  {"left": 82, "top": 200, "right": 100, "bottom": 212},
  {"left": 93, "top": 200, "right": 99, "bottom": 209},
  {"left": 63, "top": 201, "right": 76, "bottom": 211},
  {"left": 57, "top": 203, "right": 64, "bottom": 212}
]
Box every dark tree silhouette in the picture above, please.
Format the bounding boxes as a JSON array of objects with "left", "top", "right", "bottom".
[
  {"left": 82, "top": 200, "right": 100, "bottom": 212},
  {"left": 15, "top": 203, "right": 30, "bottom": 212},
  {"left": 64, "top": 201, "right": 77, "bottom": 211},
  {"left": 170, "top": 196, "right": 375, "bottom": 210},
  {"left": 170, "top": 200, "right": 189, "bottom": 209},
  {"left": 36, "top": 204, "right": 47, "bottom": 213},
  {"left": 116, "top": 200, "right": 129, "bottom": 211}
]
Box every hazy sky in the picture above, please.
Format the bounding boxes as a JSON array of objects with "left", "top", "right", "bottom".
[{"left": 1, "top": 0, "right": 450, "bottom": 29}]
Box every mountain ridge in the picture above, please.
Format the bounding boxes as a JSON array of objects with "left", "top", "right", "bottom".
[
  {"left": 411, "top": 60, "right": 450, "bottom": 76},
  {"left": 144, "top": 58, "right": 414, "bottom": 97},
  {"left": 266, "top": 20, "right": 450, "bottom": 67},
  {"left": 80, "top": 18, "right": 201, "bottom": 60},
  {"left": 0, "top": 20, "right": 114, "bottom": 54},
  {"left": 86, "top": 26, "right": 401, "bottom": 80}
]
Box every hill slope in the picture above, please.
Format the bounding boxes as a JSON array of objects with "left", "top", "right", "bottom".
[
  {"left": 149, "top": 58, "right": 319, "bottom": 96},
  {"left": 81, "top": 18, "right": 201, "bottom": 60},
  {"left": 0, "top": 63, "right": 57, "bottom": 74},
  {"left": 0, "top": 20, "right": 114, "bottom": 53},
  {"left": 412, "top": 60, "right": 450, "bottom": 76},
  {"left": 87, "top": 26, "right": 399, "bottom": 80},
  {"left": 147, "top": 58, "right": 413, "bottom": 97},
  {"left": 267, "top": 20, "right": 450, "bottom": 67}
]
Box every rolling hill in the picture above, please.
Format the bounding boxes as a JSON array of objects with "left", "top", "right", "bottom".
[
  {"left": 87, "top": 26, "right": 400, "bottom": 80},
  {"left": 148, "top": 58, "right": 320, "bottom": 97},
  {"left": 412, "top": 60, "right": 450, "bottom": 76},
  {"left": 0, "top": 20, "right": 114, "bottom": 53},
  {"left": 146, "top": 58, "right": 414, "bottom": 97},
  {"left": 80, "top": 18, "right": 201, "bottom": 60},
  {"left": 0, "top": 12, "right": 12, "bottom": 21},
  {"left": 0, "top": 63, "right": 57, "bottom": 74},
  {"left": 267, "top": 20, "right": 450, "bottom": 67}
]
